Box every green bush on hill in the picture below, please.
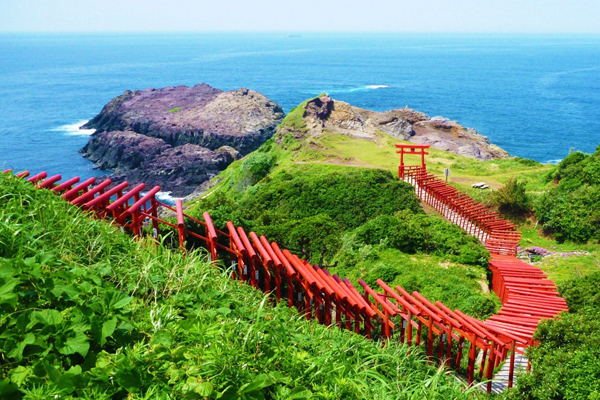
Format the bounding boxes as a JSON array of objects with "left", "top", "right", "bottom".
[
  {"left": 0, "top": 174, "right": 480, "bottom": 399},
  {"left": 351, "top": 211, "right": 489, "bottom": 266},
  {"left": 534, "top": 146, "right": 600, "bottom": 243},
  {"left": 547, "top": 150, "right": 588, "bottom": 186},
  {"left": 197, "top": 166, "right": 423, "bottom": 263},
  {"left": 239, "top": 167, "right": 421, "bottom": 231},
  {"left": 489, "top": 177, "right": 530, "bottom": 215},
  {"left": 241, "top": 151, "right": 276, "bottom": 185}
]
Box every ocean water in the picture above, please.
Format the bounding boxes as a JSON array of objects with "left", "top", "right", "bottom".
[{"left": 1, "top": 33, "right": 599, "bottom": 180}]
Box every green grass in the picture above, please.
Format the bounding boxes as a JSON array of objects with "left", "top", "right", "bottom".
[
  {"left": 168, "top": 106, "right": 182, "bottom": 113},
  {"left": 316, "top": 132, "right": 553, "bottom": 193},
  {"left": 0, "top": 174, "right": 483, "bottom": 399},
  {"left": 279, "top": 101, "right": 309, "bottom": 133}
]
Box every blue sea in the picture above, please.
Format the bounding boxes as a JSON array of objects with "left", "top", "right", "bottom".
[{"left": 1, "top": 33, "right": 599, "bottom": 180}]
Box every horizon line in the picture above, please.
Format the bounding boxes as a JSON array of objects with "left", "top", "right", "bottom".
[{"left": 1, "top": 30, "right": 600, "bottom": 36}]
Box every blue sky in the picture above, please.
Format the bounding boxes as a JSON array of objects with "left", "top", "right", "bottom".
[{"left": 1, "top": 0, "right": 599, "bottom": 33}]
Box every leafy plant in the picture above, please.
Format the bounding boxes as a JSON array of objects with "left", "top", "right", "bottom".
[
  {"left": 350, "top": 211, "right": 489, "bottom": 267},
  {"left": 534, "top": 146, "right": 600, "bottom": 243},
  {"left": 241, "top": 151, "right": 276, "bottom": 185},
  {"left": 489, "top": 177, "right": 530, "bottom": 214}
]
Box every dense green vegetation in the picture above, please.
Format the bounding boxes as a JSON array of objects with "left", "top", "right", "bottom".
[
  {"left": 199, "top": 164, "right": 416, "bottom": 261},
  {"left": 0, "top": 174, "right": 482, "bottom": 399},
  {"left": 534, "top": 146, "right": 600, "bottom": 243},
  {"left": 504, "top": 271, "right": 600, "bottom": 400}
]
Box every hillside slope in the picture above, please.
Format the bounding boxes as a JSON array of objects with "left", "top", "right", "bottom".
[{"left": 0, "top": 173, "right": 480, "bottom": 399}]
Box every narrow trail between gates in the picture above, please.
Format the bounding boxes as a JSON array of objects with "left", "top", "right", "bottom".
[{"left": 3, "top": 147, "right": 567, "bottom": 393}]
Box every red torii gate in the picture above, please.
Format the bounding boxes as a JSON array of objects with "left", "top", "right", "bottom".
[{"left": 395, "top": 144, "right": 430, "bottom": 179}]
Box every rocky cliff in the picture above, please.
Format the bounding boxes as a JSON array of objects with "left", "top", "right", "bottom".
[
  {"left": 81, "top": 84, "right": 284, "bottom": 196},
  {"left": 278, "top": 95, "right": 508, "bottom": 160}
]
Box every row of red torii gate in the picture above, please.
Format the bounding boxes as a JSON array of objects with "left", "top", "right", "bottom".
[{"left": 2, "top": 145, "right": 567, "bottom": 393}]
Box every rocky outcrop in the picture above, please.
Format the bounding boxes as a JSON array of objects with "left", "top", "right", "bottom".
[
  {"left": 411, "top": 117, "right": 507, "bottom": 160},
  {"left": 279, "top": 95, "right": 508, "bottom": 160},
  {"left": 81, "top": 84, "right": 284, "bottom": 196}
]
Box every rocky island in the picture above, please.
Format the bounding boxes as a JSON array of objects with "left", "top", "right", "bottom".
[{"left": 80, "top": 84, "right": 284, "bottom": 196}]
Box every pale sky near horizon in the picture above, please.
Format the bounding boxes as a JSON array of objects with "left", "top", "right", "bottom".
[{"left": 1, "top": 0, "right": 599, "bottom": 34}]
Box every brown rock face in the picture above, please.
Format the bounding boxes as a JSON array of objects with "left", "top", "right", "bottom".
[
  {"left": 411, "top": 117, "right": 507, "bottom": 160},
  {"left": 282, "top": 95, "right": 508, "bottom": 160},
  {"left": 81, "top": 84, "right": 284, "bottom": 196}
]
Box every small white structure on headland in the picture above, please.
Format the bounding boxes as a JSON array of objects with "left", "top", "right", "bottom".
[{"left": 472, "top": 182, "right": 490, "bottom": 189}]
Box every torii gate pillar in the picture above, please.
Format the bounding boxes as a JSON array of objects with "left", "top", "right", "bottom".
[{"left": 395, "top": 144, "right": 431, "bottom": 179}]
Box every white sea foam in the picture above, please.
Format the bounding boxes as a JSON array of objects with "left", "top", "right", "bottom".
[
  {"left": 322, "top": 85, "right": 390, "bottom": 94},
  {"left": 52, "top": 120, "right": 95, "bottom": 136},
  {"left": 156, "top": 191, "right": 182, "bottom": 205},
  {"left": 546, "top": 159, "right": 563, "bottom": 165},
  {"left": 348, "top": 85, "right": 389, "bottom": 92}
]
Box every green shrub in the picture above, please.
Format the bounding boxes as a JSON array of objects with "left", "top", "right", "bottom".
[
  {"left": 238, "top": 167, "right": 421, "bottom": 230},
  {"left": 352, "top": 212, "right": 489, "bottom": 267},
  {"left": 560, "top": 270, "right": 600, "bottom": 312},
  {"left": 241, "top": 152, "right": 276, "bottom": 185},
  {"left": 547, "top": 151, "right": 588, "bottom": 184},
  {"left": 534, "top": 145, "right": 600, "bottom": 243},
  {"left": 263, "top": 214, "right": 341, "bottom": 265},
  {"left": 515, "top": 157, "right": 542, "bottom": 167},
  {"left": 489, "top": 177, "right": 530, "bottom": 214},
  {"left": 534, "top": 184, "right": 600, "bottom": 243}
]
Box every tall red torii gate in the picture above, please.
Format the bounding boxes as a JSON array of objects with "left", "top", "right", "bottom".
[{"left": 395, "top": 143, "right": 430, "bottom": 179}]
